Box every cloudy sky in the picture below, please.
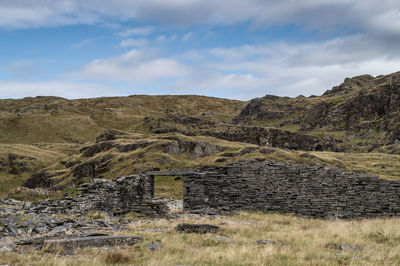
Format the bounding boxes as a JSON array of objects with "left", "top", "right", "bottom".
[{"left": 1, "top": 0, "right": 400, "bottom": 100}]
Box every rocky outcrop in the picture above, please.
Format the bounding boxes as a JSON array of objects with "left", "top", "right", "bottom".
[
  {"left": 230, "top": 72, "right": 400, "bottom": 150},
  {"left": 80, "top": 141, "right": 116, "bottom": 157},
  {"left": 161, "top": 140, "right": 226, "bottom": 159},
  {"left": 81, "top": 138, "right": 156, "bottom": 157},
  {"left": 232, "top": 96, "right": 306, "bottom": 124},
  {"left": 72, "top": 154, "right": 114, "bottom": 179},
  {"left": 22, "top": 171, "right": 53, "bottom": 189},
  {"left": 322, "top": 75, "right": 374, "bottom": 96},
  {"left": 95, "top": 130, "right": 126, "bottom": 143},
  {"left": 304, "top": 76, "right": 400, "bottom": 131},
  {"left": 117, "top": 141, "right": 156, "bottom": 153},
  {"left": 205, "top": 126, "right": 338, "bottom": 151},
  {"left": 7, "top": 154, "right": 31, "bottom": 175}
]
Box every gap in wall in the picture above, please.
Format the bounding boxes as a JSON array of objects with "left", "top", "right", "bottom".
[{"left": 153, "top": 175, "right": 183, "bottom": 200}]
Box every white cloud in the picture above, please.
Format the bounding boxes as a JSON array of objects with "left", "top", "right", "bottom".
[
  {"left": 1, "top": 60, "right": 45, "bottom": 79},
  {"left": 0, "top": 81, "right": 123, "bottom": 99},
  {"left": 182, "top": 32, "right": 196, "bottom": 42},
  {"left": 173, "top": 35, "right": 400, "bottom": 98},
  {"left": 120, "top": 38, "right": 148, "bottom": 48},
  {"left": 2, "top": 0, "right": 400, "bottom": 39},
  {"left": 72, "top": 37, "right": 97, "bottom": 49},
  {"left": 156, "top": 34, "right": 177, "bottom": 42},
  {"left": 156, "top": 35, "right": 166, "bottom": 42},
  {"left": 80, "top": 49, "right": 187, "bottom": 82},
  {"left": 70, "top": 32, "right": 400, "bottom": 99},
  {"left": 117, "top": 27, "right": 153, "bottom": 37},
  {"left": 3, "top": 1, "right": 400, "bottom": 100}
]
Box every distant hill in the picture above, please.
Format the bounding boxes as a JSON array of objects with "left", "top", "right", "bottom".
[{"left": 0, "top": 95, "right": 244, "bottom": 144}]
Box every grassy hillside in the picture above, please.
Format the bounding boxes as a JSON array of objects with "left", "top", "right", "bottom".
[
  {"left": 0, "top": 143, "right": 79, "bottom": 198},
  {"left": 0, "top": 95, "right": 245, "bottom": 144}
]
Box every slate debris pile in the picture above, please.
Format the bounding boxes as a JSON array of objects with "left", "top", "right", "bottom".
[
  {"left": 0, "top": 199, "right": 144, "bottom": 252},
  {"left": 28, "top": 175, "right": 168, "bottom": 217}
]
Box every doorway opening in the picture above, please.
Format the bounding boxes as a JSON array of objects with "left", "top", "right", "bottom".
[{"left": 153, "top": 175, "right": 183, "bottom": 211}]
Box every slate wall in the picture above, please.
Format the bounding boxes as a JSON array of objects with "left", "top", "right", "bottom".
[{"left": 183, "top": 160, "right": 400, "bottom": 218}]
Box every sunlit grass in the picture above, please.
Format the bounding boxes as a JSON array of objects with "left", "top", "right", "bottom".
[{"left": 2, "top": 212, "right": 400, "bottom": 265}]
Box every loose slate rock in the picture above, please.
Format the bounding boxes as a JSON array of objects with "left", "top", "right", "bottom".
[
  {"left": 175, "top": 223, "right": 219, "bottom": 234},
  {"left": 44, "top": 235, "right": 143, "bottom": 250},
  {"left": 325, "top": 243, "right": 358, "bottom": 252},
  {"left": 141, "top": 227, "right": 169, "bottom": 233},
  {"left": 145, "top": 240, "right": 163, "bottom": 251},
  {"left": 6, "top": 224, "right": 19, "bottom": 237},
  {"left": 214, "top": 235, "right": 233, "bottom": 243},
  {"left": 256, "top": 239, "right": 289, "bottom": 247}
]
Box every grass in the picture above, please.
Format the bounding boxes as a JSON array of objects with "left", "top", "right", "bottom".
[
  {"left": 308, "top": 151, "right": 400, "bottom": 180},
  {"left": 2, "top": 211, "right": 400, "bottom": 265},
  {"left": 102, "top": 249, "right": 132, "bottom": 264},
  {"left": 154, "top": 176, "right": 183, "bottom": 200}
]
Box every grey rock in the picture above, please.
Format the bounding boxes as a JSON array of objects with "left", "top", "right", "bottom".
[
  {"left": 162, "top": 140, "right": 225, "bottom": 159},
  {"left": 44, "top": 235, "right": 143, "bottom": 250},
  {"left": 145, "top": 240, "right": 163, "bottom": 251},
  {"left": 256, "top": 239, "right": 289, "bottom": 247},
  {"left": 141, "top": 227, "right": 169, "bottom": 233},
  {"left": 47, "top": 225, "right": 71, "bottom": 236},
  {"left": 325, "top": 243, "right": 358, "bottom": 252},
  {"left": 6, "top": 224, "right": 19, "bottom": 237},
  {"left": 214, "top": 235, "right": 233, "bottom": 243},
  {"left": 33, "top": 226, "right": 48, "bottom": 234},
  {"left": 175, "top": 224, "right": 219, "bottom": 234}
]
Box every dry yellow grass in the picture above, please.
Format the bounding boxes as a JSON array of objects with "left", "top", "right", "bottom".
[
  {"left": 308, "top": 151, "right": 400, "bottom": 180},
  {"left": 154, "top": 175, "right": 183, "bottom": 200},
  {"left": 2, "top": 212, "right": 400, "bottom": 265}
]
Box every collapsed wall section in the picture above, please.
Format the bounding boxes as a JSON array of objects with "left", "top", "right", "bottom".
[
  {"left": 31, "top": 175, "right": 167, "bottom": 217},
  {"left": 183, "top": 160, "right": 400, "bottom": 218}
]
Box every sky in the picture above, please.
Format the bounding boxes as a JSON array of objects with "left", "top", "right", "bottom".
[{"left": 1, "top": 1, "right": 400, "bottom": 100}]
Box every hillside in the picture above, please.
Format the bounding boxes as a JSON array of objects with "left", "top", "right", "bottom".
[
  {"left": 0, "top": 95, "right": 244, "bottom": 144},
  {"left": 1, "top": 72, "right": 400, "bottom": 198}
]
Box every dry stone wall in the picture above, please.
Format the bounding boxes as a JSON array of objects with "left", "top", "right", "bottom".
[{"left": 183, "top": 160, "right": 400, "bottom": 219}]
